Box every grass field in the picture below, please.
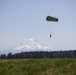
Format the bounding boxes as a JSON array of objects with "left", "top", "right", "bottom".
[{"left": 0, "top": 58, "right": 76, "bottom": 75}]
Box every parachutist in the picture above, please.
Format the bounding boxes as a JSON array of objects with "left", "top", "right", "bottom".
[{"left": 50, "top": 34, "right": 52, "bottom": 38}]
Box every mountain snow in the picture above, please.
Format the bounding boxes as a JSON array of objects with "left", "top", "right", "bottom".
[
  {"left": 14, "top": 39, "right": 50, "bottom": 50},
  {"left": 0, "top": 38, "right": 51, "bottom": 54}
]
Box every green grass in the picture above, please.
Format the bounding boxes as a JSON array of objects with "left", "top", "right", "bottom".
[{"left": 0, "top": 58, "right": 76, "bottom": 75}]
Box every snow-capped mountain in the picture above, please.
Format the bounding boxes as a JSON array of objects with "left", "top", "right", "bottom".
[
  {"left": 0, "top": 38, "right": 51, "bottom": 54},
  {"left": 14, "top": 39, "right": 50, "bottom": 50}
]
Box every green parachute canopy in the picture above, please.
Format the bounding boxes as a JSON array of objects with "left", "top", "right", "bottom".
[{"left": 46, "top": 16, "right": 58, "bottom": 22}]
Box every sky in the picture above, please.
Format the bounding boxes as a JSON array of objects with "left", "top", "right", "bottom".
[{"left": 0, "top": 0, "right": 76, "bottom": 50}]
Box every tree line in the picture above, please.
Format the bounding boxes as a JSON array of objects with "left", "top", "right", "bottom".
[{"left": 0, "top": 50, "right": 76, "bottom": 59}]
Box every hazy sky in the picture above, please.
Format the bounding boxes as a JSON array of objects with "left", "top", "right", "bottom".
[{"left": 0, "top": 0, "right": 76, "bottom": 50}]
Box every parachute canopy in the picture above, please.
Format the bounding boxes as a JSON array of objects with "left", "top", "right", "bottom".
[{"left": 46, "top": 16, "right": 58, "bottom": 22}]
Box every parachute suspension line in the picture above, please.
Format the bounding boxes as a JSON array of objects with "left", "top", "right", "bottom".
[
  {"left": 46, "top": 22, "right": 52, "bottom": 38},
  {"left": 48, "top": 24, "right": 52, "bottom": 36}
]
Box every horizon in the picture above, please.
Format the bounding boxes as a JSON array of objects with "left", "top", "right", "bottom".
[{"left": 0, "top": 38, "right": 75, "bottom": 52}]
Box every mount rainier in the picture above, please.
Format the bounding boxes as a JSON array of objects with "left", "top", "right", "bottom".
[{"left": 0, "top": 39, "right": 51, "bottom": 54}]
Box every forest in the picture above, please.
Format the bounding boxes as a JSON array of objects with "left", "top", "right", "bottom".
[{"left": 0, "top": 50, "right": 76, "bottom": 59}]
